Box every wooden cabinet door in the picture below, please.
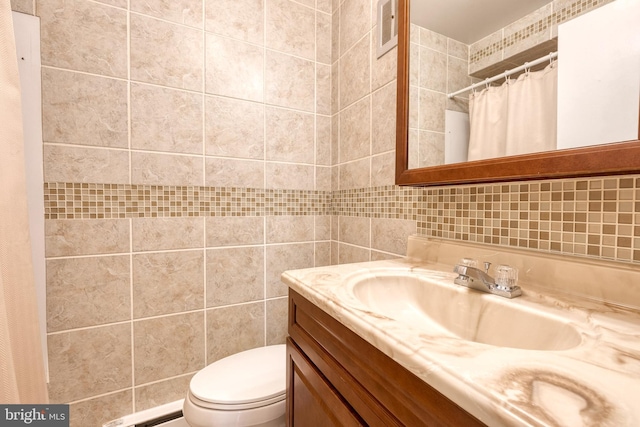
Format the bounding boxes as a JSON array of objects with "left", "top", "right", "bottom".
[
  {"left": 287, "top": 338, "right": 365, "bottom": 427},
  {"left": 287, "top": 290, "right": 486, "bottom": 427}
]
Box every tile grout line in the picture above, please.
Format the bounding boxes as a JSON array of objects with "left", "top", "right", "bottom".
[
  {"left": 126, "top": 1, "right": 135, "bottom": 412},
  {"left": 202, "top": 0, "right": 208, "bottom": 369}
]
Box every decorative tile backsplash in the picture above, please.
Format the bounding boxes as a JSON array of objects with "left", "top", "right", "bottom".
[
  {"left": 333, "top": 176, "right": 640, "bottom": 264},
  {"left": 50, "top": 174, "right": 640, "bottom": 265},
  {"left": 44, "top": 182, "right": 330, "bottom": 219}
]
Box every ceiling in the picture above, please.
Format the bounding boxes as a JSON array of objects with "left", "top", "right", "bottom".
[{"left": 410, "top": 0, "right": 552, "bottom": 44}]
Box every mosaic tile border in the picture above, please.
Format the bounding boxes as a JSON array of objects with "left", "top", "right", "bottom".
[
  {"left": 46, "top": 175, "right": 640, "bottom": 264},
  {"left": 332, "top": 176, "right": 640, "bottom": 264},
  {"left": 469, "top": 0, "right": 614, "bottom": 64},
  {"left": 44, "top": 183, "right": 331, "bottom": 219}
]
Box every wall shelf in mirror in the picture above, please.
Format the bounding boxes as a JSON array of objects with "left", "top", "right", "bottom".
[{"left": 395, "top": 0, "right": 640, "bottom": 187}]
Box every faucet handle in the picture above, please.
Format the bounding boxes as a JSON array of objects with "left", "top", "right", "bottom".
[{"left": 495, "top": 265, "right": 518, "bottom": 289}]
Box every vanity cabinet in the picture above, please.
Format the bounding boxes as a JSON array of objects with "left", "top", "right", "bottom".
[{"left": 286, "top": 289, "right": 486, "bottom": 427}]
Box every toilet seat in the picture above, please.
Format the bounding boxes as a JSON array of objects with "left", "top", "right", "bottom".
[
  {"left": 187, "top": 390, "right": 284, "bottom": 411},
  {"left": 188, "top": 345, "right": 286, "bottom": 411}
]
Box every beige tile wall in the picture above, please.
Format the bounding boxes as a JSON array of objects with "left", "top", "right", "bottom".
[
  {"left": 9, "top": 1, "right": 639, "bottom": 425},
  {"left": 330, "top": 0, "right": 424, "bottom": 263},
  {"left": 330, "top": 0, "right": 417, "bottom": 266},
  {"left": 44, "top": 213, "right": 330, "bottom": 422},
  {"left": 332, "top": 0, "right": 397, "bottom": 195},
  {"left": 10, "top": 0, "right": 34, "bottom": 14},
  {"left": 27, "top": 0, "right": 332, "bottom": 424},
  {"left": 408, "top": 23, "right": 472, "bottom": 168}
]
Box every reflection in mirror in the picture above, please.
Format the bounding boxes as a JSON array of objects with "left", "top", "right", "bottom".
[
  {"left": 408, "top": 0, "right": 560, "bottom": 169},
  {"left": 398, "top": 0, "right": 640, "bottom": 182}
]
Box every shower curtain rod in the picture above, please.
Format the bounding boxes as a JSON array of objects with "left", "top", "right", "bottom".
[{"left": 447, "top": 51, "right": 558, "bottom": 99}]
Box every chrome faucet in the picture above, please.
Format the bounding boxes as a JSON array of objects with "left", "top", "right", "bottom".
[{"left": 453, "top": 260, "right": 522, "bottom": 298}]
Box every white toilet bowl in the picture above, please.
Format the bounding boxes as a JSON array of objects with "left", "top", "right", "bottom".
[{"left": 183, "top": 345, "right": 286, "bottom": 427}]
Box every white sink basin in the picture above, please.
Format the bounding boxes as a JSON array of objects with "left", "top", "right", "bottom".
[{"left": 347, "top": 269, "right": 582, "bottom": 351}]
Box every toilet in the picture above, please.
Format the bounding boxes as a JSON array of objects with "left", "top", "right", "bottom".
[{"left": 183, "top": 344, "right": 287, "bottom": 427}]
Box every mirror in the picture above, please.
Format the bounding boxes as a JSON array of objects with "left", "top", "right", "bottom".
[{"left": 395, "top": 0, "right": 640, "bottom": 186}]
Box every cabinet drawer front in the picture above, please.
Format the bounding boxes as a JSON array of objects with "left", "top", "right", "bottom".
[{"left": 288, "top": 290, "right": 486, "bottom": 427}]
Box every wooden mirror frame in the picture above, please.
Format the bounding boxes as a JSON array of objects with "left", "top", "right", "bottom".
[{"left": 395, "top": 0, "right": 640, "bottom": 187}]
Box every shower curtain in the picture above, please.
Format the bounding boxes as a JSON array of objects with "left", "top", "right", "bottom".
[
  {"left": 0, "top": 0, "right": 49, "bottom": 403},
  {"left": 468, "top": 61, "right": 558, "bottom": 161}
]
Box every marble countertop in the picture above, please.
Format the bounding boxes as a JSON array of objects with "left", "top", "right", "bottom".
[{"left": 282, "top": 250, "right": 640, "bottom": 427}]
